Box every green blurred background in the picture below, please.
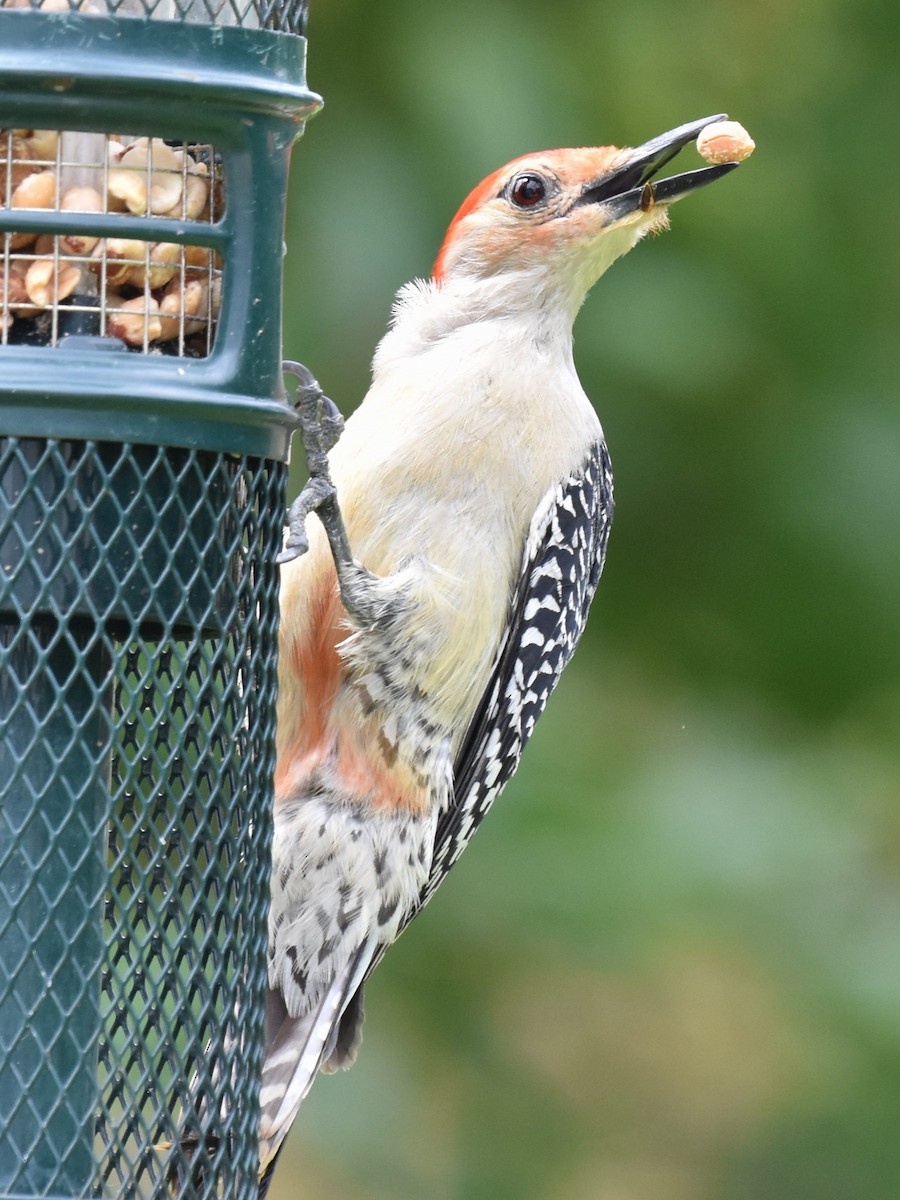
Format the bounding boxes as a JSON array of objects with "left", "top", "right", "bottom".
[{"left": 275, "top": 0, "right": 900, "bottom": 1196}]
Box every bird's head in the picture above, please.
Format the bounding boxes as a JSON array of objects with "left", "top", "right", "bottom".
[{"left": 432, "top": 115, "right": 743, "bottom": 317}]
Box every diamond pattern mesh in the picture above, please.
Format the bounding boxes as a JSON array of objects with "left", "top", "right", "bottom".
[
  {"left": 0, "top": 438, "right": 284, "bottom": 1197},
  {"left": 0, "top": 0, "right": 307, "bottom": 35}
]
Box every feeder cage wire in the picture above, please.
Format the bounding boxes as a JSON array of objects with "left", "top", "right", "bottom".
[{"left": 0, "top": 0, "right": 319, "bottom": 1196}]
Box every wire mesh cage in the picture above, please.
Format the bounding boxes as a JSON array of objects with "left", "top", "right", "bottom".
[
  {"left": 2, "top": 130, "right": 223, "bottom": 357},
  {"left": 0, "top": 2, "right": 319, "bottom": 1197},
  {"left": 0, "top": 442, "right": 285, "bottom": 1198},
  {"left": 2, "top": 0, "right": 308, "bottom": 35}
]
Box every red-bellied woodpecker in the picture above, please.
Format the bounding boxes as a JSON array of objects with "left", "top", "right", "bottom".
[{"left": 259, "top": 114, "right": 751, "bottom": 1190}]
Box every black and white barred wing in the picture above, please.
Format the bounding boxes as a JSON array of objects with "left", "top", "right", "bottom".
[{"left": 419, "top": 438, "right": 614, "bottom": 910}]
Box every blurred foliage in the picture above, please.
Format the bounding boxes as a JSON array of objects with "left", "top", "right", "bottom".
[{"left": 276, "top": 0, "right": 900, "bottom": 1196}]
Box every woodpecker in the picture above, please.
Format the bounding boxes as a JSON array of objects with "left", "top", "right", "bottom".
[{"left": 259, "top": 114, "right": 750, "bottom": 1191}]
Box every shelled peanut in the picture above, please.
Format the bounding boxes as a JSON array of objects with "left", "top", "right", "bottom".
[
  {"left": 107, "top": 295, "right": 163, "bottom": 346},
  {"left": 0, "top": 130, "right": 58, "bottom": 199},
  {"left": 696, "top": 120, "right": 756, "bottom": 165},
  {"left": 0, "top": 260, "right": 29, "bottom": 329},
  {"left": 24, "top": 259, "right": 82, "bottom": 309},
  {"left": 60, "top": 185, "right": 103, "bottom": 255},
  {"left": 1, "top": 256, "right": 82, "bottom": 316}
]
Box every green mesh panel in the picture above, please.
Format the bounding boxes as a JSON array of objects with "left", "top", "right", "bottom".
[
  {"left": 6, "top": 0, "right": 308, "bottom": 36},
  {"left": 0, "top": 438, "right": 284, "bottom": 1198}
]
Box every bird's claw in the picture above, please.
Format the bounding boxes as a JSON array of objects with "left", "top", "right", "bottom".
[
  {"left": 283, "top": 360, "right": 345, "bottom": 462},
  {"left": 278, "top": 477, "right": 338, "bottom": 564},
  {"left": 314, "top": 392, "right": 344, "bottom": 454}
]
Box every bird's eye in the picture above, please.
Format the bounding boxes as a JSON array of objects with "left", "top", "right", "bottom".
[{"left": 509, "top": 173, "right": 547, "bottom": 209}]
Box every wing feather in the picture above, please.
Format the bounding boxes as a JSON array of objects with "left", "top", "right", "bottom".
[{"left": 420, "top": 438, "right": 613, "bottom": 911}]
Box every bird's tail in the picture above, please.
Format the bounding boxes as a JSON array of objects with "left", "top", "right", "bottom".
[{"left": 258, "top": 941, "right": 374, "bottom": 1189}]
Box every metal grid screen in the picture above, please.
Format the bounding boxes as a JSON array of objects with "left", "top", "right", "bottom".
[
  {"left": 2, "top": 130, "right": 224, "bottom": 357},
  {"left": 0, "top": 0, "right": 308, "bottom": 35},
  {"left": 0, "top": 438, "right": 285, "bottom": 1197}
]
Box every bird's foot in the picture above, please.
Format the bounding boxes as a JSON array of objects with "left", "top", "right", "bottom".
[
  {"left": 279, "top": 362, "right": 350, "bottom": 566},
  {"left": 278, "top": 365, "right": 385, "bottom": 627}
]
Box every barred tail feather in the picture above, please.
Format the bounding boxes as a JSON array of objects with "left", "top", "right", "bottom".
[{"left": 258, "top": 941, "right": 375, "bottom": 1187}]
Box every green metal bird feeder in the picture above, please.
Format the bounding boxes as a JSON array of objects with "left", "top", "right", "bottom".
[{"left": 0, "top": 1, "right": 320, "bottom": 1195}]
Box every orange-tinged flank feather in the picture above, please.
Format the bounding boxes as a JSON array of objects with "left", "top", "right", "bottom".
[{"left": 275, "top": 573, "right": 428, "bottom": 815}]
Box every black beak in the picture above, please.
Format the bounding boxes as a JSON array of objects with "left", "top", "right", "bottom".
[{"left": 580, "top": 114, "right": 740, "bottom": 220}]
